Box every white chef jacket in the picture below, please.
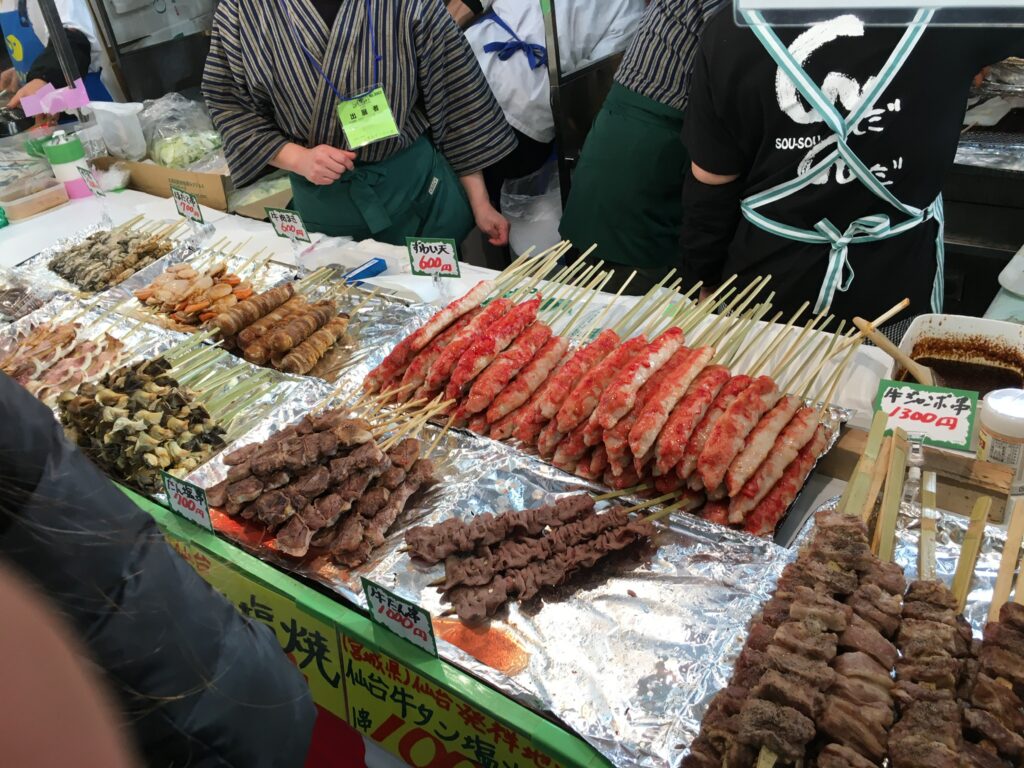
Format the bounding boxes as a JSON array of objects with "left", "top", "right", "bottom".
[
  {"left": 0, "top": 0, "right": 102, "bottom": 74},
  {"left": 555, "top": 0, "right": 646, "bottom": 75},
  {"left": 464, "top": 0, "right": 555, "bottom": 144}
]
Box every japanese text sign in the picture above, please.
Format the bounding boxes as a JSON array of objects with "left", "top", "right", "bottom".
[
  {"left": 873, "top": 379, "right": 978, "bottom": 451},
  {"left": 266, "top": 207, "right": 311, "bottom": 243},
  {"left": 362, "top": 578, "right": 438, "bottom": 657},
  {"left": 342, "top": 635, "right": 549, "bottom": 768},
  {"left": 171, "top": 186, "right": 204, "bottom": 224},
  {"left": 79, "top": 166, "right": 105, "bottom": 198},
  {"left": 407, "top": 237, "right": 461, "bottom": 279},
  {"left": 161, "top": 472, "right": 213, "bottom": 531},
  {"left": 337, "top": 87, "right": 401, "bottom": 149}
]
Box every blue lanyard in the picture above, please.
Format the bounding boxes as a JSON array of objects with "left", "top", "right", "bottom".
[
  {"left": 477, "top": 10, "right": 547, "bottom": 70},
  {"left": 277, "top": 0, "right": 382, "bottom": 102}
]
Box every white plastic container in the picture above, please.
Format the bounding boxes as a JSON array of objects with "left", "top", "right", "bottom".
[
  {"left": 977, "top": 389, "right": 1024, "bottom": 519},
  {"left": 889, "top": 314, "right": 1024, "bottom": 383}
]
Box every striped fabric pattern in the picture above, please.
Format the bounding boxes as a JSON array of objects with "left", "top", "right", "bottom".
[
  {"left": 202, "top": 0, "right": 517, "bottom": 186},
  {"left": 615, "top": 0, "right": 727, "bottom": 111}
]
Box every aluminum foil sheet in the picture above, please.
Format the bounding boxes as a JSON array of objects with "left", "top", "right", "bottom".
[
  {"left": 189, "top": 407, "right": 797, "bottom": 768},
  {"left": 14, "top": 221, "right": 193, "bottom": 299},
  {"left": 802, "top": 495, "right": 1010, "bottom": 637}
]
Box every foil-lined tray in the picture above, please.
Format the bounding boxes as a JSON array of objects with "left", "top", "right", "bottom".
[
  {"left": 189, "top": 406, "right": 798, "bottom": 768},
  {"left": 14, "top": 221, "right": 192, "bottom": 299}
]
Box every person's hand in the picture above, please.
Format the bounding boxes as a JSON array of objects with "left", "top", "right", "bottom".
[
  {"left": 973, "top": 66, "right": 991, "bottom": 89},
  {"left": 446, "top": 0, "right": 477, "bottom": 28},
  {"left": 0, "top": 68, "right": 21, "bottom": 96},
  {"left": 8, "top": 78, "right": 48, "bottom": 109},
  {"left": 473, "top": 201, "right": 510, "bottom": 246},
  {"left": 297, "top": 144, "right": 356, "bottom": 185}
]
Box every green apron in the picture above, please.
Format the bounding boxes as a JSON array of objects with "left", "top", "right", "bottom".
[
  {"left": 290, "top": 135, "right": 475, "bottom": 244},
  {"left": 559, "top": 83, "right": 688, "bottom": 269}
]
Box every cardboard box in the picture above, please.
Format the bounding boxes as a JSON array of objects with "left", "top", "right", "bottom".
[
  {"left": 94, "top": 156, "right": 232, "bottom": 210},
  {"left": 232, "top": 187, "right": 293, "bottom": 220}
]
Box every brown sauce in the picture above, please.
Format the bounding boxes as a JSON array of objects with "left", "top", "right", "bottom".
[{"left": 899, "top": 357, "right": 1024, "bottom": 396}]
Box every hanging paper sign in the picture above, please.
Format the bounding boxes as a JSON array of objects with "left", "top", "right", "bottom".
[
  {"left": 161, "top": 471, "right": 214, "bottom": 531},
  {"left": 171, "top": 186, "right": 204, "bottom": 224},
  {"left": 407, "top": 237, "right": 461, "bottom": 278},
  {"left": 79, "top": 166, "right": 105, "bottom": 198},
  {"left": 337, "top": 87, "right": 401, "bottom": 149},
  {"left": 361, "top": 577, "right": 437, "bottom": 657},
  {"left": 873, "top": 379, "right": 978, "bottom": 451},
  {"left": 266, "top": 207, "right": 311, "bottom": 243}
]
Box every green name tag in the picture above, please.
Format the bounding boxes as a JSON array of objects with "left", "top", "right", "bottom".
[{"left": 337, "top": 88, "right": 401, "bottom": 149}]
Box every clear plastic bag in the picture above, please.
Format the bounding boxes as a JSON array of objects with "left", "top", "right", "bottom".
[
  {"left": 501, "top": 157, "right": 563, "bottom": 256},
  {"left": 138, "top": 93, "right": 223, "bottom": 168},
  {"left": 0, "top": 266, "right": 60, "bottom": 323}
]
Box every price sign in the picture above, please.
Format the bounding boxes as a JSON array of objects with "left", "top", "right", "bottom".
[
  {"left": 161, "top": 471, "right": 214, "bottom": 531},
  {"left": 78, "top": 166, "right": 105, "bottom": 197},
  {"left": 361, "top": 577, "right": 437, "bottom": 657},
  {"left": 266, "top": 207, "right": 311, "bottom": 243},
  {"left": 873, "top": 379, "right": 978, "bottom": 451},
  {"left": 406, "top": 237, "right": 461, "bottom": 278},
  {"left": 171, "top": 186, "right": 204, "bottom": 224},
  {"left": 336, "top": 87, "right": 401, "bottom": 149}
]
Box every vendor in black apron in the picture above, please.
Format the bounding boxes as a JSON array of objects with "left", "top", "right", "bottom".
[
  {"left": 203, "top": 0, "right": 517, "bottom": 246},
  {"left": 680, "top": 6, "right": 1021, "bottom": 324}
]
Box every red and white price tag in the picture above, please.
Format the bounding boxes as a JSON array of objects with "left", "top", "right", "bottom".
[
  {"left": 171, "top": 186, "right": 204, "bottom": 224},
  {"left": 78, "top": 166, "right": 105, "bottom": 197},
  {"left": 161, "top": 471, "right": 214, "bottom": 531},
  {"left": 361, "top": 577, "right": 437, "bottom": 656},
  {"left": 873, "top": 379, "right": 978, "bottom": 451},
  {"left": 266, "top": 207, "right": 311, "bottom": 243},
  {"left": 407, "top": 237, "right": 461, "bottom": 278}
]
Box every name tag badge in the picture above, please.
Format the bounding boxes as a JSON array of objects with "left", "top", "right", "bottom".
[{"left": 337, "top": 86, "right": 401, "bottom": 149}]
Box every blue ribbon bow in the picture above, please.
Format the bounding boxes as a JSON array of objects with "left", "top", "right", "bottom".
[{"left": 479, "top": 11, "right": 548, "bottom": 70}]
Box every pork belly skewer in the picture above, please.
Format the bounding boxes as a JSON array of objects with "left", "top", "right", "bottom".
[
  {"left": 625, "top": 275, "right": 760, "bottom": 466},
  {"left": 649, "top": 299, "right": 777, "bottom": 478},
  {"left": 559, "top": 281, "right": 697, "bottom": 441},
  {"left": 723, "top": 319, "right": 847, "bottom": 498},
  {"left": 739, "top": 350, "right": 858, "bottom": 536},
  {"left": 487, "top": 270, "right": 612, "bottom": 445},
  {"left": 694, "top": 303, "right": 827, "bottom": 494},
  {"left": 457, "top": 260, "right": 603, "bottom": 418}
]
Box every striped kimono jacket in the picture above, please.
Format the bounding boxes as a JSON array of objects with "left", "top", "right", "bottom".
[{"left": 202, "top": 0, "right": 517, "bottom": 187}]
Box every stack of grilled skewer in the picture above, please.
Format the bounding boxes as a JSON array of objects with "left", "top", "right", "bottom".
[{"left": 364, "top": 248, "right": 900, "bottom": 536}]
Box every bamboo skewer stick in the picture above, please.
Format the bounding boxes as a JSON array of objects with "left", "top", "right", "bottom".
[
  {"left": 780, "top": 320, "right": 844, "bottom": 395},
  {"left": 560, "top": 271, "right": 613, "bottom": 337},
  {"left": 747, "top": 302, "right": 812, "bottom": 376},
  {"left": 919, "top": 470, "right": 939, "bottom": 582},
  {"left": 574, "top": 271, "right": 636, "bottom": 340},
  {"left": 379, "top": 399, "right": 454, "bottom": 451},
  {"left": 591, "top": 484, "right": 650, "bottom": 501},
  {"left": 546, "top": 263, "right": 603, "bottom": 325},
  {"left": 989, "top": 498, "right": 1024, "bottom": 618},
  {"left": 635, "top": 283, "right": 687, "bottom": 339},
  {"left": 721, "top": 307, "right": 781, "bottom": 367},
  {"left": 688, "top": 276, "right": 766, "bottom": 346},
  {"left": 539, "top": 253, "right": 591, "bottom": 312},
  {"left": 623, "top": 491, "right": 678, "bottom": 514},
  {"left": 426, "top": 411, "right": 458, "bottom": 458},
  {"left": 643, "top": 493, "right": 703, "bottom": 523},
  {"left": 712, "top": 300, "right": 771, "bottom": 363},
  {"left": 814, "top": 340, "right": 861, "bottom": 420},
  {"left": 952, "top": 496, "right": 993, "bottom": 612},
  {"left": 836, "top": 409, "right": 888, "bottom": 519},
  {"left": 620, "top": 278, "right": 684, "bottom": 339},
  {"left": 873, "top": 427, "right": 909, "bottom": 561},
  {"left": 839, "top": 298, "right": 912, "bottom": 350}
]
